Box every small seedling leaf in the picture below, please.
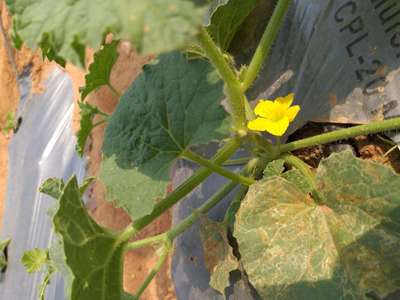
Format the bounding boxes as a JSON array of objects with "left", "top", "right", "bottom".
[
  {"left": 21, "top": 249, "right": 48, "bottom": 273},
  {"left": 39, "top": 178, "right": 65, "bottom": 199}
]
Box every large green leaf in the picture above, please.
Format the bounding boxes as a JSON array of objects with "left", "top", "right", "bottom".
[
  {"left": 101, "top": 52, "right": 228, "bottom": 220},
  {"left": 206, "top": 0, "right": 259, "bottom": 51},
  {"left": 234, "top": 151, "right": 400, "bottom": 300},
  {"left": 8, "top": 0, "right": 208, "bottom": 66},
  {"left": 53, "top": 176, "right": 127, "bottom": 300}
]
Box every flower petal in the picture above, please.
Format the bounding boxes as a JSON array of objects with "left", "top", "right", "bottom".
[
  {"left": 264, "top": 117, "right": 289, "bottom": 136},
  {"left": 247, "top": 117, "right": 269, "bottom": 132},
  {"left": 254, "top": 100, "right": 275, "bottom": 119},
  {"left": 275, "top": 93, "right": 294, "bottom": 109},
  {"left": 285, "top": 105, "right": 300, "bottom": 122}
]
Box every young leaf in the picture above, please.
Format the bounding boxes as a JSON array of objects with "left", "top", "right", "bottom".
[
  {"left": 0, "top": 239, "right": 11, "bottom": 272},
  {"left": 200, "top": 218, "right": 239, "bottom": 295},
  {"left": 39, "top": 178, "right": 65, "bottom": 199},
  {"left": 101, "top": 52, "right": 228, "bottom": 220},
  {"left": 234, "top": 151, "right": 400, "bottom": 300},
  {"left": 8, "top": 0, "right": 208, "bottom": 66},
  {"left": 206, "top": 0, "right": 259, "bottom": 51},
  {"left": 76, "top": 102, "right": 108, "bottom": 156},
  {"left": 22, "top": 248, "right": 55, "bottom": 300},
  {"left": 53, "top": 176, "right": 127, "bottom": 300},
  {"left": 21, "top": 249, "right": 49, "bottom": 273},
  {"left": 80, "top": 40, "right": 119, "bottom": 100}
]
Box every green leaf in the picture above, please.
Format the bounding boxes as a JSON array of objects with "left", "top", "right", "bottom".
[
  {"left": 263, "top": 159, "right": 285, "bottom": 178},
  {"left": 39, "top": 33, "right": 66, "bottom": 67},
  {"left": 0, "top": 239, "right": 11, "bottom": 271},
  {"left": 40, "top": 177, "right": 95, "bottom": 199},
  {"left": 49, "top": 236, "right": 74, "bottom": 299},
  {"left": 22, "top": 248, "right": 55, "bottom": 300},
  {"left": 200, "top": 218, "right": 238, "bottom": 295},
  {"left": 53, "top": 176, "right": 127, "bottom": 300},
  {"left": 9, "top": 0, "right": 208, "bottom": 66},
  {"left": 101, "top": 52, "right": 228, "bottom": 220},
  {"left": 80, "top": 40, "right": 119, "bottom": 100},
  {"left": 281, "top": 169, "right": 313, "bottom": 195},
  {"left": 206, "top": 0, "right": 259, "bottom": 51},
  {"left": 39, "top": 178, "right": 65, "bottom": 199},
  {"left": 76, "top": 102, "right": 108, "bottom": 156},
  {"left": 21, "top": 249, "right": 49, "bottom": 273},
  {"left": 234, "top": 151, "right": 400, "bottom": 300}
]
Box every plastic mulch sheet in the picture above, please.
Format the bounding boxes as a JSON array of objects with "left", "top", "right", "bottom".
[{"left": 0, "top": 68, "right": 85, "bottom": 300}]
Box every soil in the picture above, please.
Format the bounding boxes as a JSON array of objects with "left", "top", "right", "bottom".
[{"left": 288, "top": 122, "right": 400, "bottom": 173}]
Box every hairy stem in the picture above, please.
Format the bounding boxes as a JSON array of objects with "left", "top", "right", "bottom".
[
  {"left": 182, "top": 150, "right": 255, "bottom": 186},
  {"left": 242, "top": 0, "right": 292, "bottom": 92},
  {"left": 198, "top": 28, "right": 248, "bottom": 131},
  {"left": 279, "top": 118, "right": 400, "bottom": 153},
  {"left": 119, "top": 138, "right": 242, "bottom": 242}
]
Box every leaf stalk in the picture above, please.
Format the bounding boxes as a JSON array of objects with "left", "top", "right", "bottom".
[{"left": 182, "top": 149, "right": 255, "bottom": 186}]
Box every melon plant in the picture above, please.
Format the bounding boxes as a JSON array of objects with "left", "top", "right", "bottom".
[{"left": 6, "top": 0, "right": 400, "bottom": 299}]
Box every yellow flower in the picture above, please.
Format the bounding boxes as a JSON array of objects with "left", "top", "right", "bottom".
[{"left": 247, "top": 93, "right": 300, "bottom": 136}]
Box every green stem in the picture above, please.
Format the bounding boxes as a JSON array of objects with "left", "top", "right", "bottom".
[
  {"left": 168, "top": 180, "right": 238, "bottom": 239},
  {"left": 182, "top": 150, "right": 255, "bottom": 186},
  {"left": 198, "top": 28, "right": 247, "bottom": 131},
  {"left": 279, "top": 118, "right": 400, "bottom": 153},
  {"left": 119, "top": 138, "right": 241, "bottom": 240},
  {"left": 223, "top": 157, "right": 252, "bottom": 166},
  {"left": 280, "top": 153, "right": 315, "bottom": 188},
  {"left": 133, "top": 240, "right": 171, "bottom": 300},
  {"left": 242, "top": 0, "right": 292, "bottom": 92},
  {"left": 107, "top": 82, "right": 121, "bottom": 98},
  {"left": 126, "top": 179, "right": 240, "bottom": 251},
  {"left": 125, "top": 233, "right": 166, "bottom": 251},
  {"left": 128, "top": 178, "right": 242, "bottom": 298},
  {"left": 126, "top": 160, "right": 262, "bottom": 250},
  {"left": 223, "top": 185, "right": 248, "bottom": 226}
]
